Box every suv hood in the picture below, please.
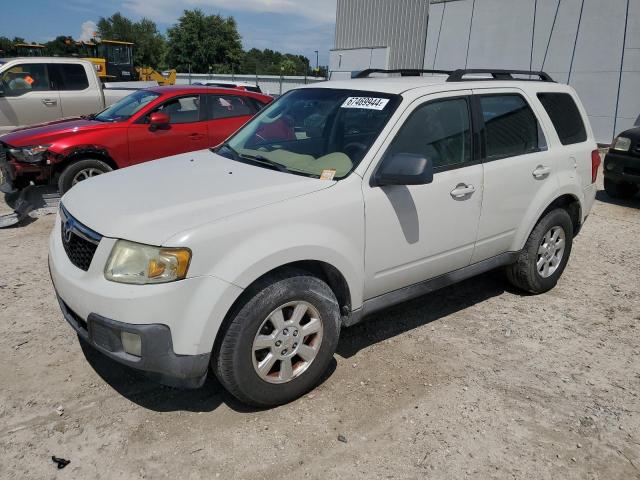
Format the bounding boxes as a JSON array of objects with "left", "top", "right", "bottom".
[
  {"left": 62, "top": 150, "right": 333, "bottom": 245},
  {"left": 0, "top": 118, "right": 108, "bottom": 146}
]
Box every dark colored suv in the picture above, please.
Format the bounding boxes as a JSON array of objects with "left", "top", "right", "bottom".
[{"left": 604, "top": 127, "right": 640, "bottom": 199}]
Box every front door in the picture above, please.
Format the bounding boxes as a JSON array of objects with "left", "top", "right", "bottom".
[
  {"left": 363, "top": 91, "right": 484, "bottom": 299},
  {"left": 0, "top": 62, "right": 61, "bottom": 131},
  {"left": 128, "top": 94, "right": 209, "bottom": 165}
]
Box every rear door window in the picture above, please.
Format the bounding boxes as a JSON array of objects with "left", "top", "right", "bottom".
[
  {"left": 0, "top": 63, "right": 51, "bottom": 96},
  {"left": 479, "top": 94, "right": 546, "bottom": 160},
  {"left": 537, "top": 92, "right": 587, "bottom": 145},
  {"left": 207, "top": 94, "right": 258, "bottom": 120},
  {"left": 54, "top": 64, "right": 89, "bottom": 91}
]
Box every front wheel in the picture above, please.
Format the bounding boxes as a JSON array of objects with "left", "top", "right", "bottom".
[
  {"left": 58, "top": 159, "right": 112, "bottom": 195},
  {"left": 214, "top": 269, "right": 341, "bottom": 407},
  {"left": 506, "top": 208, "right": 574, "bottom": 294}
]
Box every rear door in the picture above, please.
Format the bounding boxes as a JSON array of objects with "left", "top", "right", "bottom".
[
  {"left": 0, "top": 62, "right": 61, "bottom": 129},
  {"left": 52, "top": 63, "right": 103, "bottom": 118},
  {"left": 204, "top": 93, "right": 260, "bottom": 146},
  {"left": 128, "top": 94, "right": 208, "bottom": 165},
  {"left": 470, "top": 88, "right": 557, "bottom": 262}
]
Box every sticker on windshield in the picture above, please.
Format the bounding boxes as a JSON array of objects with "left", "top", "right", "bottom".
[
  {"left": 341, "top": 97, "right": 390, "bottom": 110},
  {"left": 320, "top": 169, "right": 337, "bottom": 181}
]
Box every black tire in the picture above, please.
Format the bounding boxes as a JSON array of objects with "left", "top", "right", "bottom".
[
  {"left": 58, "top": 159, "right": 112, "bottom": 195},
  {"left": 506, "top": 208, "right": 574, "bottom": 294},
  {"left": 214, "top": 269, "right": 341, "bottom": 407},
  {"left": 604, "top": 177, "right": 638, "bottom": 199}
]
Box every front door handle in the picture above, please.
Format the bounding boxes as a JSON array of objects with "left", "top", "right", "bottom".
[
  {"left": 189, "top": 133, "right": 205, "bottom": 140},
  {"left": 532, "top": 165, "right": 551, "bottom": 179},
  {"left": 41, "top": 98, "right": 57, "bottom": 106},
  {"left": 450, "top": 183, "right": 476, "bottom": 199}
]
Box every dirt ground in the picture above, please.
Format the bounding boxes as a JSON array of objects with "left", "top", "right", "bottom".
[{"left": 1, "top": 175, "right": 639, "bottom": 480}]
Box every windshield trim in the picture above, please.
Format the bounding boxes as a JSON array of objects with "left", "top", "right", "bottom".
[{"left": 220, "top": 87, "right": 402, "bottom": 181}]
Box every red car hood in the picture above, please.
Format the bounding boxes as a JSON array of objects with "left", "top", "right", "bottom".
[{"left": 0, "top": 117, "right": 111, "bottom": 146}]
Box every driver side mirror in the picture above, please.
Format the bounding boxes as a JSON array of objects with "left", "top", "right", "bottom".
[
  {"left": 372, "top": 153, "right": 434, "bottom": 187},
  {"left": 149, "top": 112, "right": 170, "bottom": 131}
]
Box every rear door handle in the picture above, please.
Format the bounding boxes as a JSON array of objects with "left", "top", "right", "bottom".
[
  {"left": 189, "top": 133, "right": 205, "bottom": 140},
  {"left": 41, "top": 98, "right": 57, "bottom": 106},
  {"left": 450, "top": 183, "right": 476, "bottom": 199},
  {"left": 532, "top": 165, "right": 551, "bottom": 179}
]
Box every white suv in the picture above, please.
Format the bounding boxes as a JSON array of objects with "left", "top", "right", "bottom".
[{"left": 49, "top": 69, "right": 600, "bottom": 407}]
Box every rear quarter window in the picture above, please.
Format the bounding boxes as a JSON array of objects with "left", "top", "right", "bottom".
[{"left": 537, "top": 92, "right": 587, "bottom": 145}]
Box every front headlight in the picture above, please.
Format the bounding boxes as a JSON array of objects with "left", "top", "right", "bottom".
[
  {"left": 104, "top": 240, "right": 191, "bottom": 285},
  {"left": 612, "top": 136, "right": 631, "bottom": 152},
  {"left": 9, "top": 144, "right": 52, "bottom": 163}
]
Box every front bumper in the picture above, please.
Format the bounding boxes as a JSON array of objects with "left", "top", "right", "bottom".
[
  {"left": 48, "top": 210, "right": 244, "bottom": 388},
  {"left": 604, "top": 151, "right": 640, "bottom": 185},
  {"left": 55, "top": 291, "right": 210, "bottom": 388}
]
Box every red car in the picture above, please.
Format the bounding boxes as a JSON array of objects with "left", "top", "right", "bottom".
[{"left": 0, "top": 86, "right": 272, "bottom": 194}]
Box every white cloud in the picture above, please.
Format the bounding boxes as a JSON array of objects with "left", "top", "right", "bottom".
[
  {"left": 80, "top": 20, "right": 98, "bottom": 42},
  {"left": 122, "top": 0, "right": 337, "bottom": 24}
]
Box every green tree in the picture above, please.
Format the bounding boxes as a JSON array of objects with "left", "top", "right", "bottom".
[
  {"left": 44, "top": 36, "right": 80, "bottom": 57},
  {"left": 0, "top": 37, "right": 26, "bottom": 57},
  {"left": 166, "top": 9, "right": 242, "bottom": 73},
  {"left": 97, "top": 12, "right": 166, "bottom": 68}
]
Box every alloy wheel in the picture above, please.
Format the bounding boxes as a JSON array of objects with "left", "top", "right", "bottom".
[{"left": 252, "top": 301, "right": 324, "bottom": 384}]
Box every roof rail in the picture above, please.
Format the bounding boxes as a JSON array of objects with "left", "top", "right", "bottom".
[
  {"left": 446, "top": 69, "right": 555, "bottom": 82},
  {"left": 352, "top": 68, "right": 452, "bottom": 79}
]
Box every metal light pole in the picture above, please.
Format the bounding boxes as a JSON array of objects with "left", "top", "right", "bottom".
[{"left": 314, "top": 50, "right": 319, "bottom": 77}]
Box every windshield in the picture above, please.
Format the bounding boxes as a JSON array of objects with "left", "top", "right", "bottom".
[
  {"left": 218, "top": 88, "right": 400, "bottom": 179},
  {"left": 94, "top": 90, "right": 160, "bottom": 122}
]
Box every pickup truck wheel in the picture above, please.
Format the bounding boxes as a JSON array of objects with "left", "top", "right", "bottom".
[
  {"left": 58, "top": 159, "right": 112, "bottom": 194},
  {"left": 604, "top": 178, "right": 638, "bottom": 199},
  {"left": 214, "top": 270, "right": 341, "bottom": 407},
  {"left": 506, "top": 208, "right": 573, "bottom": 294}
]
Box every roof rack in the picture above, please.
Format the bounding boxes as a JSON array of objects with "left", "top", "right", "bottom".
[
  {"left": 352, "top": 69, "right": 452, "bottom": 79},
  {"left": 352, "top": 68, "right": 555, "bottom": 83},
  {"left": 446, "top": 69, "right": 555, "bottom": 82}
]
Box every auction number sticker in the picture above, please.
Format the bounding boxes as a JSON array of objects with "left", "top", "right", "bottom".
[{"left": 341, "top": 97, "right": 390, "bottom": 110}]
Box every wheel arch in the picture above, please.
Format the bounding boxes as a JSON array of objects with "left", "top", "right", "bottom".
[
  {"left": 513, "top": 191, "right": 583, "bottom": 252},
  {"left": 53, "top": 146, "right": 118, "bottom": 175},
  {"left": 210, "top": 260, "right": 353, "bottom": 361}
]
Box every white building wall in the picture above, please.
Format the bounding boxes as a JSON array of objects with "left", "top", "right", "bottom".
[{"left": 425, "top": 0, "right": 640, "bottom": 143}]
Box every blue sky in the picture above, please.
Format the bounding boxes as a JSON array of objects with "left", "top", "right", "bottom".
[{"left": 1, "top": 0, "right": 336, "bottom": 65}]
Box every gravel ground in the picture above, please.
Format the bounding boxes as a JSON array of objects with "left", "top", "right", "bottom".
[{"left": 0, "top": 174, "right": 639, "bottom": 479}]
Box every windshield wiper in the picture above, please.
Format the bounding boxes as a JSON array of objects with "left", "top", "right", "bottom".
[
  {"left": 215, "top": 144, "right": 291, "bottom": 174},
  {"left": 213, "top": 142, "right": 240, "bottom": 159},
  {"left": 238, "top": 153, "right": 291, "bottom": 173}
]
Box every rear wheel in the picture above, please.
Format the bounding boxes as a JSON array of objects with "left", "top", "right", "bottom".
[
  {"left": 58, "top": 159, "right": 112, "bottom": 195},
  {"left": 604, "top": 177, "right": 638, "bottom": 199},
  {"left": 506, "top": 208, "right": 573, "bottom": 294},
  {"left": 214, "top": 269, "right": 341, "bottom": 407}
]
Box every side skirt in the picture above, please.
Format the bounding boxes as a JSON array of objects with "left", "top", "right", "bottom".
[{"left": 344, "top": 251, "right": 519, "bottom": 327}]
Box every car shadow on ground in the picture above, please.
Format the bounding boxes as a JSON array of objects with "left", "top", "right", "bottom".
[
  {"left": 80, "top": 269, "right": 513, "bottom": 413},
  {"left": 337, "top": 269, "right": 514, "bottom": 359},
  {"left": 79, "top": 335, "right": 336, "bottom": 414},
  {"left": 595, "top": 189, "right": 640, "bottom": 209}
]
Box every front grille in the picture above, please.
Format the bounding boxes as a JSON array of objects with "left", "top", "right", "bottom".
[{"left": 60, "top": 204, "right": 102, "bottom": 271}]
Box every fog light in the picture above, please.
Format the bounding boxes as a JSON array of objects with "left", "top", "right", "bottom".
[{"left": 121, "top": 331, "right": 142, "bottom": 357}]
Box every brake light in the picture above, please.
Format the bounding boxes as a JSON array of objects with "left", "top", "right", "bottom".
[{"left": 591, "top": 149, "right": 601, "bottom": 183}]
